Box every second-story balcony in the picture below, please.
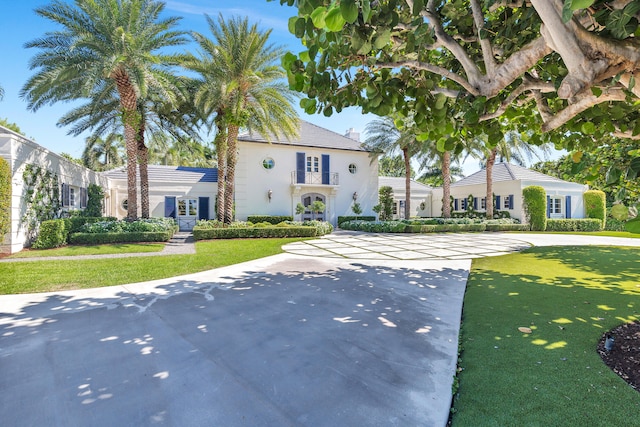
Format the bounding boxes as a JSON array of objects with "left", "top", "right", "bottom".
[{"left": 291, "top": 171, "right": 339, "bottom": 186}]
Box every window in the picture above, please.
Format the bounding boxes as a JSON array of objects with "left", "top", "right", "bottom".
[
  {"left": 550, "top": 197, "right": 562, "bottom": 215},
  {"left": 306, "top": 156, "right": 319, "bottom": 172},
  {"left": 503, "top": 196, "right": 510, "bottom": 210},
  {"left": 348, "top": 163, "right": 357, "bottom": 174},
  {"left": 481, "top": 198, "right": 486, "bottom": 210},
  {"left": 121, "top": 199, "right": 128, "bottom": 211},
  {"left": 178, "top": 199, "right": 198, "bottom": 216},
  {"left": 262, "top": 158, "right": 275, "bottom": 170}
]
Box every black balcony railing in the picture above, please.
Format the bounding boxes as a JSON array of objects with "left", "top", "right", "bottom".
[{"left": 291, "top": 171, "right": 339, "bottom": 185}]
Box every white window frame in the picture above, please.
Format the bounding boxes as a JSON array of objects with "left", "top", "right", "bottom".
[
  {"left": 178, "top": 198, "right": 198, "bottom": 217},
  {"left": 306, "top": 155, "right": 319, "bottom": 173},
  {"left": 549, "top": 196, "right": 563, "bottom": 218}
]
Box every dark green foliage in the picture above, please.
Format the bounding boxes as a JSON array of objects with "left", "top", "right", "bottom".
[
  {"left": 193, "top": 226, "right": 319, "bottom": 240},
  {"left": 625, "top": 217, "right": 640, "bottom": 233},
  {"left": 522, "top": 186, "right": 547, "bottom": 231},
  {"left": 84, "top": 184, "right": 104, "bottom": 217},
  {"left": 584, "top": 190, "right": 606, "bottom": 228},
  {"left": 0, "top": 157, "right": 10, "bottom": 239},
  {"left": 32, "top": 219, "right": 68, "bottom": 249},
  {"left": 21, "top": 164, "right": 62, "bottom": 240},
  {"left": 340, "top": 220, "right": 408, "bottom": 233},
  {"left": 545, "top": 219, "right": 603, "bottom": 232},
  {"left": 247, "top": 215, "right": 293, "bottom": 224},
  {"left": 484, "top": 224, "right": 531, "bottom": 232},
  {"left": 451, "top": 210, "right": 511, "bottom": 219},
  {"left": 338, "top": 216, "right": 376, "bottom": 226},
  {"left": 65, "top": 216, "right": 117, "bottom": 237},
  {"left": 69, "top": 231, "right": 172, "bottom": 245},
  {"left": 373, "top": 186, "right": 394, "bottom": 221}
]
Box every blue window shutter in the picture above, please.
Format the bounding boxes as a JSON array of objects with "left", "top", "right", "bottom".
[
  {"left": 296, "top": 152, "right": 305, "bottom": 184},
  {"left": 565, "top": 196, "right": 571, "bottom": 219},
  {"left": 198, "top": 197, "right": 209, "bottom": 220},
  {"left": 462, "top": 198, "right": 467, "bottom": 210},
  {"left": 546, "top": 195, "right": 551, "bottom": 218},
  {"left": 508, "top": 194, "right": 514, "bottom": 209},
  {"left": 473, "top": 197, "right": 478, "bottom": 210},
  {"left": 165, "top": 196, "right": 176, "bottom": 218},
  {"left": 321, "top": 154, "right": 330, "bottom": 185},
  {"left": 454, "top": 199, "right": 459, "bottom": 211},
  {"left": 496, "top": 195, "right": 501, "bottom": 211}
]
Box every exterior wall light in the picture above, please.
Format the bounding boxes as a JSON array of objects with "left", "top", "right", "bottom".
[
  {"left": 352, "top": 192, "right": 358, "bottom": 201},
  {"left": 268, "top": 189, "right": 273, "bottom": 202}
]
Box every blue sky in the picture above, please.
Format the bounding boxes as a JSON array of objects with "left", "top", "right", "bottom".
[{"left": 0, "top": 0, "right": 374, "bottom": 158}]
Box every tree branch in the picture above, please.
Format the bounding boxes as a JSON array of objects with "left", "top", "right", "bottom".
[
  {"left": 480, "top": 78, "right": 555, "bottom": 121},
  {"left": 613, "top": 130, "right": 640, "bottom": 140},
  {"left": 470, "top": 0, "right": 496, "bottom": 75},
  {"left": 375, "top": 60, "right": 480, "bottom": 95},
  {"left": 541, "top": 88, "right": 627, "bottom": 132}
]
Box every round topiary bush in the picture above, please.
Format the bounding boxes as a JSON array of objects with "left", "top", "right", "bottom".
[
  {"left": 522, "top": 186, "right": 547, "bottom": 231},
  {"left": 0, "top": 157, "right": 11, "bottom": 240},
  {"left": 584, "top": 190, "right": 606, "bottom": 229}
]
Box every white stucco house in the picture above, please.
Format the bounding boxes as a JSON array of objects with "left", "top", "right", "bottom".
[
  {"left": 378, "top": 176, "right": 432, "bottom": 219},
  {"left": 431, "top": 162, "right": 589, "bottom": 221},
  {"left": 1, "top": 121, "right": 378, "bottom": 254},
  {"left": 1, "top": 126, "right": 109, "bottom": 254}
]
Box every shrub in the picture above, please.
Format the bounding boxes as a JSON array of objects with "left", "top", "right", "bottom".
[
  {"left": 485, "top": 224, "right": 530, "bottom": 232},
  {"left": 584, "top": 190, "right": 606, "bottom": 229},
  {"left": 338, "top": 216, "right": 376, "bottom": 226},
  {"left": 247, "top": 215, "right": 293, "bottom": 225},
  {"left": 625, "top": 218, "right": 640, "bottom": 234},
  {"left": 522, "top": 186, "right": 547, "bottom": 231},
  {"left": 373, "top": 186, "right": 394, "bottom": 221},
  {"left": 605, "top": 217, "right": 627, "bottom": 232},
  {"left": 545, "top": 219, "right": 603, "bottom": 232},
  {"left": 70, "top": 231, "right": 172, "bottom": 245},
  {"left": 192, "top": 219, "right": 333, "bottom": 240},
  {"left": 0, "top": 157, "right": 11, "bottom": 239},
  {"left": 65, "top": 216, "right": 117, "bottom": 238},
  {"left": 32, "top": 219, "right": 68, "bottom": 249},
  {"left": 79, "top": 218, "right": 176, "bottom": 234},
  {"left": 84, "top": 184, "right": 104, "bottom": 217}
]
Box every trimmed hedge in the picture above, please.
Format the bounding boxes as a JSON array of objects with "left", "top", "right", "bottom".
[
  {"left": 69, "top": 231, "right": 173, "bottom": 245},
  {"left": 194, "top": 226, "right": 318, "bottom": 240},
  {"left": 403, "top": 223, "right": 486, "bottom": 233},
  {"left": 33, "top": 219, "right": 68, "bottom": 249},
  {"left": 337, "top": 216, "right": 376, "bottom": 226},
  {"left": 485, "top": 224, "right": 530, "bottom": 232},
  {"left": 545, "top": 219, "right": 603, "bottom": 232},
  {"left": 625, "top": 218, "right": 640, "bottom": 234},
  {"left": 584, "top": 190, "right": 606, "bottom": 229},
  {"left": 522, "top": 186, "right": 547, "bottom": 231},
  {"left": 247, "top": 215, "right": 293, "bottom": 225},
  {"left": 0, "top": 156, "right": 10, "bottom": 239}
]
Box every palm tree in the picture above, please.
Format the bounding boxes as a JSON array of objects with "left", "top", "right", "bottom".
[
  {"left": 57, "top": 79, "right": 199, "bottom": 217},
  {"left": 480, "top": 132, "right": 551, "bottom": 218},
  {"left": 186, "top": 15, "right": 299, "bottom": 223},
  {"left": 417, "top": 164, "right": 464, "bottom": 187},
  {"left": 364, "top": 117, "right": 417, "bottom": 219},
  {"left": 82, "top": 134, "right": 125, "bottom": 171},
  {"left": 0, "top": 84, "right": 4, "bottom": 100},
  {"left": 21, "top": 0, "right": 187, "bottom": 220}
]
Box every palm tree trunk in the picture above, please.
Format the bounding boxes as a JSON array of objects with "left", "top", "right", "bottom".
[
  {"left": 214, "top": 116, "right": 227, "bottom": 222},
  {"left": 137, "top": 120, "right": 149, "bottom": 218},
  {"left": 442, "top": 151, "right": 451, "bottom": 218},
  {"left": 403, "top": 146, "right": 411, "bottom": 219},
  {"left": 486, "top": 147, "right": 497, "bottom": 219},
  {"left": 224, "top": 124, "right": 239, "bottom": 224},
  {"left": 113, "top": 70, "right": 139, "bottom": 221}
]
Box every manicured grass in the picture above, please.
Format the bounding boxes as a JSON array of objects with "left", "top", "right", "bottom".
[
  {"left": 0, "top": 238, "right": 303, "bottom": 294},
  {"left": 542, "top": 231, "right": 640, "bottom": 238},
  {"left": 452, "top": 246, "right": 640, "bottom": 426},
  {"left": 7, "top": 243, "right": 164, "bottom": 258}
]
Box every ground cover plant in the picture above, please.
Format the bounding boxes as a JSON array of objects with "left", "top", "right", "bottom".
[
  {"left": 0, "top": 238, "right": 303, "bottom": 294},
  {"left": 452, "top": 246, "right": 640, "bottom": 426},
  {"left": 7, "top": 243, "right": 164, "bottom": 258}
]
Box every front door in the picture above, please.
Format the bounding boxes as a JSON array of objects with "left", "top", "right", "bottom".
[
  {"left": 178, "top": 198, "right": 198, "bottom": 231},
  {"left": 301, "top": 193, "right": 326, "bottom": 221}
]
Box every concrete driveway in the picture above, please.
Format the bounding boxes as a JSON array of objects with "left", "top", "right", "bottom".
[
  {"left": 2, "top": 231, "right": 638, "bottom": 426},
  {"left": 0, "top": 254, "right": 470, "bottom": 427}
]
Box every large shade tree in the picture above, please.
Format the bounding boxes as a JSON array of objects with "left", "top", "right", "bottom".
[
  {"left": 21, "top": 0, "right": 187, "bottom": 220},
  {"left": 275, "top": 0, "right": 640, "bottom": 187},
  {"left": 186, "top": 15, "right": 299, "bottom": 223},
  {"left": 81, "top": 134, "right": 125, "bottom": 171}
]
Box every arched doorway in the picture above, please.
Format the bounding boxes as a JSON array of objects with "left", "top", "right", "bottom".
[{"left": 301, "top": 193, "right": 326, "bottom": 221}]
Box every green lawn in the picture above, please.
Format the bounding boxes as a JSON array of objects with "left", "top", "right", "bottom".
[
  {"left": 0, "top": 238, "right": 303, "bottom": 294},
  {"left": 541, "top": 231, "right": 640, "bottom": 238},
  {"left": 7, "top": 243, "right": 164, "bottom": 258},
  {"left": 452, "top": 246, "right": 640, "bottom": 426}
]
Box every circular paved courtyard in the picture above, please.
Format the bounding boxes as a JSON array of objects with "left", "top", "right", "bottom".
[{"left": 283, "top": 232, "right": 532, "bottom": 260}]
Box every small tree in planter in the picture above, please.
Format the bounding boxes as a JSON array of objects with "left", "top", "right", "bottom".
[
  {"left": 351, "top": 202, "right": 362, "bottom": 219},
  {"left": 310, "top": 200, "right": 326, "bottom": 220},
  {"left": 295, "top": 202, "right": 305, "bottom": 221}
]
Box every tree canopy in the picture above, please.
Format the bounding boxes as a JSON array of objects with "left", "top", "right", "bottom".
[{"left": 275, "top": 0, "right": 640, "bottom": 155}]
